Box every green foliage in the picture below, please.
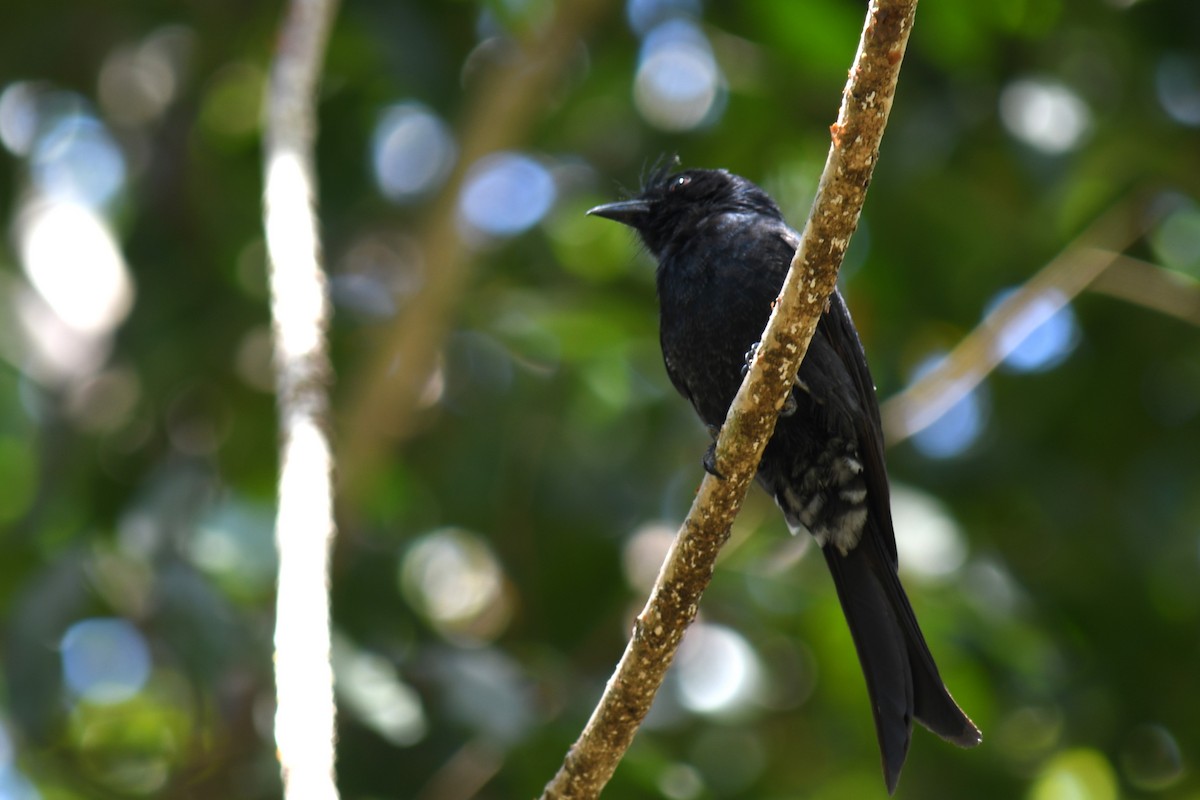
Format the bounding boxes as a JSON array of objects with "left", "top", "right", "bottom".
[{"left": 2, "top": 0, "right": 1200, "bottom": 798}]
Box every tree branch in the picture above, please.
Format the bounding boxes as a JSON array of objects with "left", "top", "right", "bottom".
[
  {"left": 879, "top": 197, "right": 1166, "bottom": 444},
  {"left": 1087, "top": 252, "right": 1200, "bottom": 326},
  {"left": 539, "top": 2, "right": 920, "bottom": 797},
  {"left": 338, "top": 0, "right": 610, "bottom": 501},
  {"left": 262, "top": 0, "right": 341, "bottom": 797}
]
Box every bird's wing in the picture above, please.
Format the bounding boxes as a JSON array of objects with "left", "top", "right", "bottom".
[
  {"left": 777, "top": 226, "right": 898, "bottom": 565},
  {"left": 817, "top": 289, "right": 898, "bottom": 566}
]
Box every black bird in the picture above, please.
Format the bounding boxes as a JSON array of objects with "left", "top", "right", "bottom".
[{"left": 588, "top": 165, "right": 981, "bottom": 792}]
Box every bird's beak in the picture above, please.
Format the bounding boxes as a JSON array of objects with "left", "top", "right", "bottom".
[{"left": 586, "top": 199, "right": 651, "bottom": 227}]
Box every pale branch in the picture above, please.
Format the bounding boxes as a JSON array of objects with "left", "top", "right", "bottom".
[
  {"left": 1088, "top": 252, "right": 1200, "bottom": 327},
  {"left": 879, "top": 196, "right": 1172, "bottom": 445},
  {"left": 414, "top": 737, "right": 504, "bottom": 800},
  {"left": 339, "top": 0, "right": 610, "bottom": 502},
  {"left": 538, "top": 2, "right": 920, "bottom": 797},
  {"left": 262, "top": 0, "right": 341, "bottom": 797}
]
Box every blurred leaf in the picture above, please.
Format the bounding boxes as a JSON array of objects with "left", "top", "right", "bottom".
[{"left": 2, "top": 0, "right": 1199, "bottom": 796}]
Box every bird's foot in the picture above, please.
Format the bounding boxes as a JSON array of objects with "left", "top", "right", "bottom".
[
  {"left": 702, "top": 426, "right": 725, "bottom": 478},
  {"left": 702, "top": 443, "right": 725, "bottom": 479},
  {"left": 741, "top": 341, "right": 760, "bottom": 377},
  {"left": 746, "top": 341, "right": 798, "bottom": 418}
]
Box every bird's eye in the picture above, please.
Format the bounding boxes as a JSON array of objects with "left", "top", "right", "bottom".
[{"left": 671, "top": 175, "right": 691, "bottom": 192}]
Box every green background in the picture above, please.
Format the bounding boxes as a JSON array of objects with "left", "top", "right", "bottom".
[{"left": 1, "top": 0, "right": 1199, "bottom": 798}]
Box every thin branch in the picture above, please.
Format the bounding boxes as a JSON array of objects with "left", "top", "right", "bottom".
[
  {"left": 339, "top": 0, "right": 610, "bottom": 501},
  {"left": 1089, "top": 252, "right": 1200, "bottom": 326},
  {"left": 414, "top": 738, "right": 504, "bottom": 800},
  {"left": 539, "top": 2, "right": 920, "bottom": 797},
  {"left": 262, "top": 0, "right": 341, "bottom": 797},
  {"left": 879, "top": 198, "right": 1160, "bottom": 444}
]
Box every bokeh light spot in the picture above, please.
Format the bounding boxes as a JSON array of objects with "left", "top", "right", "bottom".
[
  {"left": 5, "top": 274, "right": 112, "bottom": 383},
  {"left": 18, "top": 199, "right": 135, "bottom": 337},
  {"left": 0, "top": 722, "right": 11, "bottom": 768},
  {"left": 458, "top": 152, "right": 556, "bottom": 238},
  {"left": 891, "top": 484, "right": 968, "bottom": 582},
  {"left": 1149, "top": 203, "right": 1200, "bottom": 276},
  {"left": 64, "top": 366, "right": 141, "bottom": 433},
  {"left": 1119, "top": 723, "right": 1184, "bottom": 790},
  {"left": 32, "top": 112, "right": 126, "bottom": 207},
  {"left": 626, "top": 0, "right": 701, "bottom": 36},
  {"left": 332, "top": 634, "right": 427, "bottom": 746},
  {"left": 61, "top": 618, "right": 152, "bottom": 705},
  {"left": 634, "top": 19, "right": 723, "bottom": 132},
  {"left": 191, "top": 497, "right": 278, "bottom": 593},
  {"left": 962, "top": 558, "right": 1025, "bottom": 617},
  {"left": 97, "top": 26, "right": 193, "bottom": 127},
  {"left": 0, "top": 767, "right": 40, "bottom": 800},
  {"left": 1000, "top": 78, "right": 1091, "bottom": 154},
  {"left": 99, "top": 46, "right": 174, "bottom": 127},
  {"left": 986, "top": 287, "right": 1079, "bottom": 373},
  {"left": 200, "top": 62, "right": 264, "bottom": 140},
  {"left": 0, "top": 82, "right": 39, "bottom": 156},
  {"left": 330, "top": 272, "right": 397, "bottom": 319},
  {"left": 1156, "top": 54, "right": 1200, "bottom": 127},
  {"left": 623, "top": 522, "right": 676, "bottom": 592},
  {"left": 371, "top": 102, "right": 456, "bottom": 203},
  {"left": 234, "top": 325, "right": 276, "bottom": 393},
  {"left": 1031, "top": 748, "right": 1118, "bottom": 800},
  {"left": 657, "top": 763, "right": 704, "bottom": 800},
  {"left": 400, "top": 528, "right": 512, "bottom": 644},
  {"left": 909, "top": 354, "right": 987, "bottom": 459},
  {"left": 995, "top": 706, "right": 1063, "bottom": 764},
  {"left": 674, "top": 623, "right": 762, "bottom": 715}
]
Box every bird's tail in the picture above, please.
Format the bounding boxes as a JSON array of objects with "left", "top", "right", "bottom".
[{"left": 823, "top": 535, "right": 981, "bottom": 794}]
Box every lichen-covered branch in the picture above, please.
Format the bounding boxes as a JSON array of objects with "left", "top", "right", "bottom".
[
  {"left": 262, "top": 0, "right": 341, "bottom": 797},
  {"left": 538, "top": 2, "right": 920, "bottom": 797}
]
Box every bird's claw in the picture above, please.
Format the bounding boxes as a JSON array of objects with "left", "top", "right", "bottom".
[
  {"left": 702, "top": 442, "right": 725, "bottom": 479},
  {"left": 702, "top": 425, "right": 725, "bottom": 478},
  {"left": 746, "top": 340, "right": 799, "bottom": 418},
  {"left": 741, "top": 341, "right": 761, "bottom": 377}
]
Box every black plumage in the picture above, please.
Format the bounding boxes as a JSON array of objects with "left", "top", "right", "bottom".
[{"left": 587, "top": 165, "right": 980, "bottom": 792}]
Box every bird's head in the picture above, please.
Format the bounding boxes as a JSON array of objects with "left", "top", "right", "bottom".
[{"left": 587, "top": 164, "right": 782, "bottom": 258}]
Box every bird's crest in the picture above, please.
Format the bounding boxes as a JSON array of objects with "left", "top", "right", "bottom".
[{"left": 640, "top": 153, "right": 682, "bottom": 193}]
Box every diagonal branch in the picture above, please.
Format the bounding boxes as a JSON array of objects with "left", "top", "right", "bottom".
[
  {"left": 539, "top": 2, "right": 920, "bottom": 797},
  {"left": 1087, "top": 252, "right": 1200, "bottom": 326},
  {"left": 878, "top": 197, "right": 1171, "bottom": 444},
  {"left": 338, "top": 0, "right": 610, "bottom": 501},
  {"left": 262, "top": 0, "right": 341, "bottom": 797}
]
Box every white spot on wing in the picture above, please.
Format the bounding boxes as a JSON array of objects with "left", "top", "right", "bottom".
[
  {"left": 829, "top": 508, "right": 867, "bottom": 555},
  {"left": 839, "top": 485, "right": 867, "bottom": 504}
]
